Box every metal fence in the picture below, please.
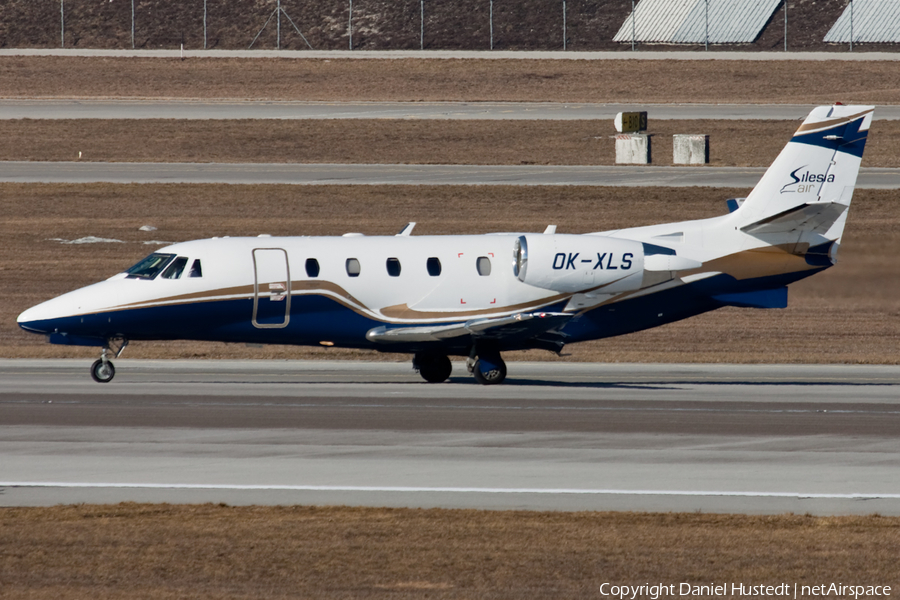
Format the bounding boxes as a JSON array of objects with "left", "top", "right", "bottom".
[
  {"left": 43, "top": 0, "right": 579, "bottom": 51},
  {"left": 6, "top": 0, "right": 889, "bottom": 52}
]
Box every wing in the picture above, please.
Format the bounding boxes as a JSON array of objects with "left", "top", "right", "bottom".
[{"left": 365, "top": 311, "right": 572, "bottom": 350}]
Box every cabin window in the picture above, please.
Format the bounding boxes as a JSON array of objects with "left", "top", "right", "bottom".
[
  {"left": 161, "top": 256, "right": 188, "bottom": 279},
  {"left": 346, "top": 258, "right": 361, "bottom": 277},
  {"left": 476, "top": 256, "right": 492, "bottom": 276},
  {"left": 189, "top": 259, "right": 203, "bottom": 278},
  {"left": 125, "top": 253, "right": 175, "bottom": 280},
  {"left": 386, "top": 258, "right": 401, "bottom": 277},
  {"left": 427, "top": 257, "right": 442, "bottom": 277},
  {"left": 305, "top": 258, "right": 320, "bottom": 278}
]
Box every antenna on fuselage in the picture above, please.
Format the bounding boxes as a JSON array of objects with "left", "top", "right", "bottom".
[{"left": 396, "top": 222, "right": 416, "bottom": 236}]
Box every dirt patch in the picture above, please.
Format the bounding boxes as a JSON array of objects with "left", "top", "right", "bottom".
[
  {"left": 5, "top": 183, "right": 899, "bottom": 364},
  {"left": 1, "top": 504, "right": 899, "bottom": 600},
  {"left": 3, "top": 57, "right": 900, "bottom": 104},
  {"left": 2, "top": 119, "right": 898, "bottom": 167}
]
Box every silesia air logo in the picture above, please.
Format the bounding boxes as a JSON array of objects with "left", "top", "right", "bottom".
[{"left": 781, "top": 165, "right": 835, "bottom": 194}]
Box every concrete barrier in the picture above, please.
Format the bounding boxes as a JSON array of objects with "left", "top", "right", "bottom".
[
  {"left": 615, "top": 134, "right": 651, "bottom": 165},
  {"left": 673, "top": 134, "right": 709, "bottom": 164}
]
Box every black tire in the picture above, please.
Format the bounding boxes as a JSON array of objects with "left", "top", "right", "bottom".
[
  {"left": 90, "top": 359, "right": 115, "bottom": 383},
  {"left": 473, "top": 358, "right": 506, "bottom": 385},
  {"left": 414, "top": 352, "right": 452, "bottom": 383}
]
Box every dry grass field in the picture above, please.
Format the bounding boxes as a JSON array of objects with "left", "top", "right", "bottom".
[
  {"left": 5, "top": 183, "right": 899, "bottom": 364},
  {"left": 2, "top": 118, "right": 900, "bottom": 168},
  {"left": 2, "top": 504, "right": 899, "bottom": 600},
  {"left": 3, "top": 57, "right": 900, "bottom": 104}
]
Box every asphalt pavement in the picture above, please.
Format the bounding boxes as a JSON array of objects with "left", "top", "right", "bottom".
[
  {"left": 2, "top": 161, "right": 898, "bottom": 188},
  {"left": 2, "top": 360, "right": 899, "bottom": 514},
  {"left": 3, "top": 99, "right": 898, "bottom": 121},
  {"left": 3, "top": 49, "right": 900, "bottom": 60}
]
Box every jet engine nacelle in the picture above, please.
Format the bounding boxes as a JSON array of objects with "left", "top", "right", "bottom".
[{"left": 513, "top": 234, "right": 646, "bottom": 294}]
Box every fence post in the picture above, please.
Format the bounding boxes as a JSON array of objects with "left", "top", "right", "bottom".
[
  {"left": 704, "top": 0, "right": 708, "bottom": 51},
  {"left": 631, "top": 0, "right": 635, "bottom": 51},
  {"left": 489, "top": 0, "right": 493, "bottom": 49},
  {"left": 131, "top": 0, "right": 135, "bottom": 48},
  {"left": 204, "top": 0, "right": 208, "bottom": 49},
  {"left": 562, "top": 1, "right": 566, "bottom": 50},
  {"left": 849, "top": 0, "right": 854, "bottom": 51},
  {"left": 783, "top": 0, "right": 787, "bottom": 51},
  {"left": 349, "top": 0, "right": 353, "bottom": 50},
  {"left": 277, "top": 0, "right": 281, "bottom": 49},
  {"left": 421, "top": 0, "right": 424, "bottom": 50},
  {"left": 60, "top": 0, "right": 64, "bottom": 48}
]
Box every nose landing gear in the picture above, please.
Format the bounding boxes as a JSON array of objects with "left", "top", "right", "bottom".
[{"left": 90, "top": 338, "right": 128, "bottom": 383}]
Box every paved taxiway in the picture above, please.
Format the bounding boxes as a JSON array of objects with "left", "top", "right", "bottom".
[
  {"left": 3, "top": 100, "right": 899, "bottom": 121},
  {"left": 4, "top": 49, "right": 900, "bottom": 61},
  {"left": 2, "top": 360, "right": 899, "bottom": 514},
  {"left": 3, "top": 161, "right": 899, "bottom": 188}
]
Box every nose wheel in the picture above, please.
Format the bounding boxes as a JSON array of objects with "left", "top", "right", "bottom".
[
  {"left": 90, "top": 338, "right": 128, "bottom": 383},
  {"left": 91, "top": 357, "right": 116, "bottom": 383}
]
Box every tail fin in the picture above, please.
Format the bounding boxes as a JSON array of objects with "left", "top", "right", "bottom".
[{"left": 736, "top": 104, "right": 874, "bottom": 244}]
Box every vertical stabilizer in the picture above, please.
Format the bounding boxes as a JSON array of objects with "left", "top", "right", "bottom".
[{"left": 736, "top": 104, "right": 874, "bottom": 243}]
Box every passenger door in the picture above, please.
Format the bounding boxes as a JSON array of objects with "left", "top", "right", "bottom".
[{"left": 252, "top": 248, "right": 291, "bottom": 329}]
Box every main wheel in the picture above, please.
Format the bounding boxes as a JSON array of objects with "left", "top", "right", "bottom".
[
  {"left": 473, "top": 357, "right": 507, "bottom": 385},
  {"left": 90, "top": 359, "right": 115, "bottom": 383},
  {"left": 414, "top": 352, "right": 452, "bottom": 383}
]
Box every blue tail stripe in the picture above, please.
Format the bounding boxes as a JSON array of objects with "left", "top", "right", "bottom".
[{"left": 790, "top": 117, "right": 868, "bottom": 158}]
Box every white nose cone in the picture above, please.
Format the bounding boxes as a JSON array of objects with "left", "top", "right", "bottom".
[
  {"left": 17, "top": 280, "right": 118, "bottom": 334},
  {"left": 17, "top": 296, "right": 73, "bottom": 333}
]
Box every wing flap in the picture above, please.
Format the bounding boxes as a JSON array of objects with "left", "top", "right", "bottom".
[{"left": 366, "top": 312, "right": 572, "bottom": 344}]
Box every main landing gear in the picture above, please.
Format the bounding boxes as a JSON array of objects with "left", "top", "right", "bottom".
[
  {"left": 413, "top": 351, "right": 453, "bottom": 383},
  {"left": 412, "top": 349, "right": 508, "bottom": 385},
  {"left": 467, "top": 349, "right": 507, "bottom": 386},
  {"left": 90, "top": 338, "right": 128, "bottom": 383}
]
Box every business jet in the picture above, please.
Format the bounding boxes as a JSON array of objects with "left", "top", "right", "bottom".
[{"left": 18, "top": 104, "right": 873, "bottom": 384}]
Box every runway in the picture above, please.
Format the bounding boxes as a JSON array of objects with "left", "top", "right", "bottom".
[
  {"left": 2, "top": 359, "right": 899, "bottom": 514},
  {"left": 4, "top": 99, "right": 899, "bottom": 121},
  {"left": 2, "top": 161, "right": 899, "bottom": 188}
]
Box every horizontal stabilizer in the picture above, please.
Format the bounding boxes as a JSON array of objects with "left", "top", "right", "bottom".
[
  {"left": 713, "top": 287, "right": 788, "bottom": 309},
  {"left": 741, "top": 202, "right": 848, "bottom": 236},
  {"left": 366, "top": 312, "right": 572, "bottom": 344}
]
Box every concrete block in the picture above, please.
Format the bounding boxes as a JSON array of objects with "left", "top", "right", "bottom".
[
  {"left": 673, "top": 134, "right": 709, "bottom": 165},
  {"left": 615, "top": 134, "right": 651, "bottom": 165}
]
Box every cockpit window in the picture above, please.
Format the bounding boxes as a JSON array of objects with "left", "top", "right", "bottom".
[
  {"left": 126, "top": 253, "right": 175, "bottom": 280},
  {"left": 161, "top": 256, "right": 188, "bottom": 279},
  {"left": 189, "top": 259, "right": 203, "bottom": 278}
]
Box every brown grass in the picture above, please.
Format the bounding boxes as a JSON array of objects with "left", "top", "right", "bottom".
[
  {"left": 4, "top": 183, "right": 900, "bottom": 364},
  {"left": 3, "top": 119, "right": 900, "bottom": 168},
  {"left": 1, "top": 504, "right": 899, "bottom": 600},
  {"left": 3, "top": 57, "right": 900, "bottom": 104}
]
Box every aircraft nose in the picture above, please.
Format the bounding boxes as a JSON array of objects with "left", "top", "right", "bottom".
[
  {"left": 17, "top": 302, "right": 57, "bottom": 334},
  {"left": 17, "top": 294, "right": 82, "bottom": 335}
]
